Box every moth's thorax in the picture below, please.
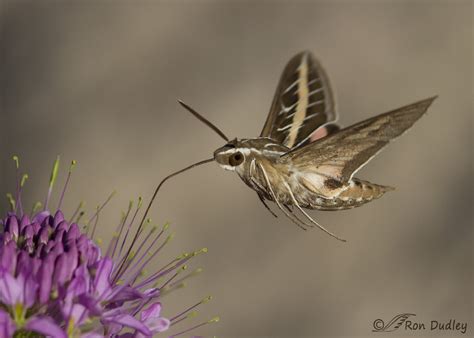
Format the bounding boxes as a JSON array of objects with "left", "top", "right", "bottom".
[{"left": 213, "top": 137, "right": 289, "bottom": 172}]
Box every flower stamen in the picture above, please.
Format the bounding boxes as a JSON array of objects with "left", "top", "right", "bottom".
[
  {"left": 57, "top": 160, "right": 76, "bottom": 211},
  {"left": 44, "top": 155, "right": 60, "bottom": 211}
]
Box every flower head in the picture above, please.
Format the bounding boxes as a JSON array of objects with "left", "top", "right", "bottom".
[{"left": 0, "top": 156, "right": 218, "bottom": 337}]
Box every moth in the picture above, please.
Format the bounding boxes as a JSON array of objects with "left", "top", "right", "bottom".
[{"left": 150, "top": 51, "right": 436, "bottom": 242}]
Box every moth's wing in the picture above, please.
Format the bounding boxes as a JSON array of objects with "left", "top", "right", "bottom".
[
  {"left": 281, "top": 96, "right": 437, "bottom": 184},
  {"left": 260, "top": 51, "right": 338, "bottom": 149},
  {"left": 310, "top": 123, "right": 340, "bottom": 142}
]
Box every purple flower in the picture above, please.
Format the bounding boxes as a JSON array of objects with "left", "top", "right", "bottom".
[{"left": 0, "top": 156, "right": 218, "bottom": 337}]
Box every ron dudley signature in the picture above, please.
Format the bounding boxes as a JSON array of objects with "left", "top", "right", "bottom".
[{"left": 372, "top": 313, "right": 468, "bottom": 334}]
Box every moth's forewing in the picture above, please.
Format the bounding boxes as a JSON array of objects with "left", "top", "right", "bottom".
[
  {"left": 260, "top": 51, "right": 339, "bottom": 149},
  {"left": 281, "top": 96, "right": 437, "bottom": 184}
]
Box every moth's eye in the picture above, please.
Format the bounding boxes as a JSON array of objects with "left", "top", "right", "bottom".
[{"left": 229, "top": 152, "right": 244, "bottom": 166}]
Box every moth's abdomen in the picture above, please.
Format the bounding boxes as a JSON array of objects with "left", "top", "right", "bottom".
[
  {"left": 340, "top": 179, "right": 393, "bottom": 205},
  {"left": 306, "top": 178, "right": 394, "bottom": 210}
]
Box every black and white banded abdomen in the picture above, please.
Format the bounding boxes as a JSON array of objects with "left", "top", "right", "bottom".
[{"left": 300, "top": 178, "right": 394, "bottom": 210}]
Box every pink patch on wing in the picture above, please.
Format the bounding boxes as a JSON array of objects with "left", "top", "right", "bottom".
[{"left": 310, "top": 127, "right": 329, "bottom": 142}]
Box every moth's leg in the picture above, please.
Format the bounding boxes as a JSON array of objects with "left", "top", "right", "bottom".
[
  {"left": 282, "top": 181, "right": 346, "bottom": 242},
  {"left": 250, "top": 159, "right": 279, "bottom": 219},
  {"left": 257, "top": 163, "right": 308, "bottom": 231},
  {"left": 257, "top": 193, "right": 278, "bottom": 218},
  {"left": 284, "top": 205, "right": 314, "bottom": 228},
  {"left": 249, "top": 159, "right": 267, "bottom": 192}
]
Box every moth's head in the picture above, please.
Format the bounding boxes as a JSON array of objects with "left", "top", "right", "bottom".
[{"left": 214, "top": 139, "right": 246, "bottom": 171}]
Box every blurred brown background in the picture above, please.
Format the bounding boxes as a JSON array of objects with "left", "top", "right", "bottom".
[{"left": 1, "top": 1, "right": 472, "bottom": 337}]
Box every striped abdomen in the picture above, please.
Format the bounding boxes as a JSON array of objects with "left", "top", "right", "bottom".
[{"left": 307, "top": 178, "right": 394, "bottom": 211}]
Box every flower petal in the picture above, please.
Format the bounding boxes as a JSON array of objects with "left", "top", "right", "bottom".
[
  {"left": 38, "top": 254, "right": 55, "bottom": 304},
  {"left": 93, "top": 257, "right": 113, "bottom": 298},
  {"left": 53, "top": 210, "right": 65, "bottom": 228},
  {"left": 77, "top": 293, "right": 102, "bottom": 316},
  {"left": 146, "top": 317, "right": 170, "bottom": 333},
  {"left": 0, "top": 269, "right": 21, "bottom": 305},
  {"left": 22, "top": 272, "right": 38, "bottom": 308},
  {"left": 53, "top": 254, "right": 69, "bottom": 286},
  {"left": 81, "top": 333, "right": 104, "bottom": 338},
  {"left": 0, "top": 309, "right": 15, "bottom": 337},
  {"left": 104, "top": 314, "right": 152, "bottom": 336},
  {"left": 141, "top": 302, "right": 162, "bottom": 321},
  {"left": 5, "top": 216, "right": 19, "bottom": 239},
  {"left": 0, "top": 242, "right": 16, "bottom": 274},
  {"left": 25, "top": 316, "right": 67, "bottom": 338},
  {"left": 32, "top": 211, "right": 50, "bottom": 224},
  {"left": 109, "top": 286, "right": 144, "bottom": 304}
]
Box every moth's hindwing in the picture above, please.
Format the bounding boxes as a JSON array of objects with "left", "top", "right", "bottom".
[{"left": 260, "top": 51, "right": 338, "bottom": 149}]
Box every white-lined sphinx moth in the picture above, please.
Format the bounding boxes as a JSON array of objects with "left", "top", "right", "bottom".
[{"left": 149, "top": 51, "right": 436, "bottom": 242}]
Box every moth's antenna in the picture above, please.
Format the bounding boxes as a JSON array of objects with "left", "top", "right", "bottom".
[{"left": 178, "top": 100, "right": 229, "bottom": 142}]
